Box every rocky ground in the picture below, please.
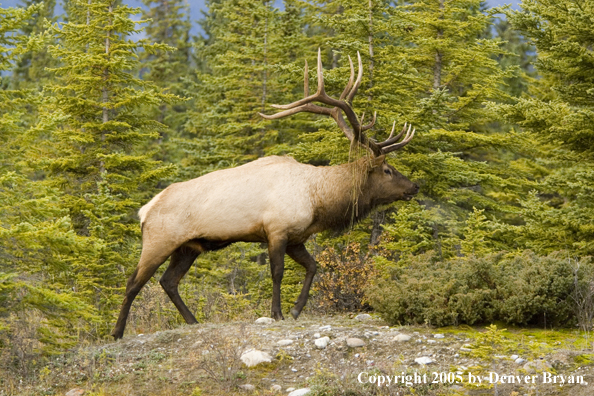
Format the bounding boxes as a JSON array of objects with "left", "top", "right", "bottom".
[{"left": 6, "top": 314, "right": 594, "bottom": 396}]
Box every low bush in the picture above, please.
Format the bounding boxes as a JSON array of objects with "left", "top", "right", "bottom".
[{"left": 366, "top": 250, "right": 588, "bottom": 327}]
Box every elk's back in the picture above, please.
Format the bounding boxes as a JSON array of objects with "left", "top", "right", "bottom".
[{"left": 139, "top": 156, "right": 319, "bottom": 245}]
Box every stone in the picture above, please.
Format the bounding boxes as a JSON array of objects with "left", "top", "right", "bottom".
[
  {"left": 355, "top": 313, "right": 372, "bottom": 321},
  {"left": 510, "top": 354, "right": 519, "bottom": 360},
  {"left": 65, "top": 389, "right": 85, "bottom": 396},
  {"left": 240, "top": 350, "right": 272, "bottom": 367},
  {"left": 277, "top": 339, "right": 294, "bottom": 346},
  {"left": 270, "top": 384, "right": 282, "bottom": 393},
  {"left": 393, "top": 334, "right": 411, "bottom": 342},
  {"left": 319, "top": 325, "right": 332, "bottom": 331},
  {"left": 255, "top": 317, "right": 275, "bottom": 325},
  {"left": 434, "top": 334, "right": 445, "bottom": 339},
  {"left": 286, "top": 388, "right": 295, "bottom": 392},
  {"left": 346, "top": 338, "right": 366, "bottom": 348},
  {"left": 315, "top": 336, "right": 330, "bottom": 349},
  {"left": 313, "top": 333, "right": 321, "bottom": 339},
  {"left": 239, "top": 384, "right": 255, "bottom": 392},
  {"left": 515, "top": 357, "right": 526, "bottom": 365},
  {"left": 288, "top": 388, "right": 311, "bottom": 396},
  {"left": 427, "top": 340, "right": 436, "bottom": 344},
  {"left": 415, "top": 356, "right": 434, "bottom": 365}
]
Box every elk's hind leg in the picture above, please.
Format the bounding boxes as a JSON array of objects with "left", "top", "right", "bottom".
[
  {"left": 286, "top": 243, "right": 317, "bottom": 319},
  {"left": 112, "top": 249, "right": 171, "bottom": 340},
  {"left": 159, "top": 245, "right": 199, "bottom": 324}
]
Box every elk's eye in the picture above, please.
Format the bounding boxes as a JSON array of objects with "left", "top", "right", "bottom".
[{"left": 384, "top": 169, "right": 391, "bottom": 175}]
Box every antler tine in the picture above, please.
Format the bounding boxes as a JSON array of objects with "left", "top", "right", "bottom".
[
  {"left": 270, "top": 49, "right": 328, "bottom": 110},
  {"left": 381, "top": 126, "right": 416, "bottom": 153},
  {"left": 304, "top": 59, "right": 309, "bottom": 97},
  {"left": 378, "top": 122, "right": 410, "bottom": 148},
  {"left": 388, "top": 121, "right": 400, "bottom": 139},
  {"left": 316, "top": 47, "right": 325, "bottom": 95},
  {"left": 361, "top": 111, "right": 377, "bottom": 132},
  {"left": 346, "top": 51, "right": 363, "bottom": 104},
  {"left": 339, "top": 55, "right": 355, "bottom": 101}
]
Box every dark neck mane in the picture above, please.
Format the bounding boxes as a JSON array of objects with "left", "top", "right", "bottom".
[{"left": 311, "top": 158, "right": 374, "bottom": 232}]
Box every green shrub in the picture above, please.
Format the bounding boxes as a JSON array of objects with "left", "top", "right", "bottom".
[{"left": 366, "top": 250, "right": 580, "bottom": 327}]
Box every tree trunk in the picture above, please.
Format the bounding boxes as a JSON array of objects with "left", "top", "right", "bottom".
[
  {"left": 433, "top": 0, "right": 444, "bottom": 90},
  {"left": 100, "top": 3, "right": 112, "bottom": 175}
]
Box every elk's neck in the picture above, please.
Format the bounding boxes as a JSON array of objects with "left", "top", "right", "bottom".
[{"left": 312, "top": 158, "right": 374, "bottom": 231}]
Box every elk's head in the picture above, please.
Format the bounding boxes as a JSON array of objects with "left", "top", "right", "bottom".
[
  {"left": 260, "top": 49, "right": 419, "bottom": 204},
  {"left": 366, "top": 154, "right": 419, "bottom": 206}
]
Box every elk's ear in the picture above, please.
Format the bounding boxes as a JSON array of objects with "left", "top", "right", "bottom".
[{"left": 368, "top": 155, "right": 386, "bottom": 169}]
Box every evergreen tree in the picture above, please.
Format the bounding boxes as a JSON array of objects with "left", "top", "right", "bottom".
[
  {"left": 1, "top": 3, "right": 97, "bottom": 360},
  {"left": 140, "top": 0, "right": 193, "bottom": 166},
  {"left": 496, "top": 0, "right": 594, "bottom": 256},
  {"left": 10, "top": 0, "right": 57, "bottom": 88},
  {"left": 37, "top": 0, "right": 178, "bottom": 332}
]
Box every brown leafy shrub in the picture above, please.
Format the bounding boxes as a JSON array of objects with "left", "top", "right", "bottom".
[{"left": 313, "top": 242, "right": 377, "bottom": 312}]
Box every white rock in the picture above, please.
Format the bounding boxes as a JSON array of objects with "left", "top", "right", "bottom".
[
  {"left": 240, "top": 350, "right": 272, "bottom": 367},
  {"left": 347, "top": 338, "right": 366, "bottom": 347},
  {"left": 65, "top": 389, "right": 85, "bottom": 396},
  {"left": 286, "top": 388, "right": 295, "bottom": 392},
  {"left": 277, "top": 339, "right": 294, "bottom": 346},
  {"left": 319, "top": 325, "right": 332, "bottom": 331},
  {"left": 393, "top": 334, "right": 412, "bottom": 342},
  {"left": 315, "top": 336, "right": 330, "bottom": 349},
  {"left": 415, "top": 356, "right": 434, "bottom": 365},
  {"left": 434, "top": 334, "right": 445, "bottom": 339},
  {"left": 515, "top": 358, "right": 526, "bottom": 365},
  {"left": 510, "top": 354, "right": 519, "bottom": 360},
  {"left": 288, "top": 388, "right": 311, "bottom": 396},
  {"left": 239, "top": 384, "right": 255, "bottom": 392},
  {"left": 427, "top": 340, "right": 436, "bottom": 344},
  {"left": 255, "top": 317, "right": 275, "bottom": 324},
  {"left": 355, "top": 313, "right": 372, "bottom": 321},
  {"left": 270, "top": 384, "right": 282, "bottom": 393},
  {"left": 313, "top": 333, "right": 321, "bottom": 339},
  {"left": 454, "top": 354, "right": 460, "bottom": 358}
]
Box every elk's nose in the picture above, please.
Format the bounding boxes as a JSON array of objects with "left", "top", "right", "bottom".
[{"left": 413, "top": 184, "right": 420, "bottom": 194}]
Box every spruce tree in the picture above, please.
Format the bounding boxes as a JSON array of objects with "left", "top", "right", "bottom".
[
  {"left": 496, "top": 0, "right": 594, "bottom": 256},
  {"left": 38, "top": 0, "right": 178, "bottom": 333},
  {"left": 1, "top": 2, "right": 97, "bottom": 359},
  {"left": 140, "top": 0, "right": 193, "bottom": 165}
]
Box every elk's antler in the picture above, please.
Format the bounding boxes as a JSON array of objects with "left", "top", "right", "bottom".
[{"left": 259, "top": 48, "right": 415, "bottom": 157}]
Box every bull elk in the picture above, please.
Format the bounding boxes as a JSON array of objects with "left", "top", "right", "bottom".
[{"left": 111, "top": 49, "right": 418, "bottom": 340}]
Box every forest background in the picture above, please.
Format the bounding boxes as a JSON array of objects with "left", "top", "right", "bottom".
[{"left": 1, "top": 0, "right": 594, "bottom": 381}]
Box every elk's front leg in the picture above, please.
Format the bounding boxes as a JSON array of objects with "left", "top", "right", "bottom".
[
  {"left": 268, "top": 238, "right": 288, "bottom": 320},
  {"left": 286, "top": 243, "right": 317, "bottom": 319}
]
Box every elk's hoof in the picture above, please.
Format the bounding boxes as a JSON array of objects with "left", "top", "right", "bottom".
[
  {"left": 290, "top": 307, "right": 301, "bottom": 320},
  {"left": 272, "top": 311, "right": 284, "bottom": 321},
  {"left": 111, "top": 330, "right": 123, "bottom": 340}
]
